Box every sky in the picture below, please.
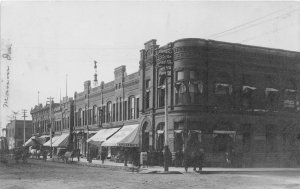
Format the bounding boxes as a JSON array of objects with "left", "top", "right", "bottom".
[{"left": 0, "top": 1, "right": 300, "bottom": 131}]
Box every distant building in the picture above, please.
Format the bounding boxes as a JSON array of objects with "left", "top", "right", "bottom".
[
  {"left": 30, "top": 98, "right": 74, "bottom": 150},
  {"left": 6, "top": 120, "right": 32, "bottom": 149}
]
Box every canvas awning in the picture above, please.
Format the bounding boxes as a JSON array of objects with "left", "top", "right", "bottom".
[
  {"left": 36, "top": 135, "right": 50, "bottom": 145},
  {"left": 24, "top": 136, "right": 38, "bottom": 147},
  {"left": 43, "top": 135, "right": 61, "bottom": 147},
  {"left": 87, "top": 127, "right": 121, "bottom": 146},
  {"left": 52, "top": 133, "right": 69, "bottom": 147},
  {"left": 101, "top": 124, "right": 139, "bottom": 147}
]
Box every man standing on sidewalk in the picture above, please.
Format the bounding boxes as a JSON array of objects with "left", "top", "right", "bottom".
[{"left": 100, "top": 148, "right": 106, "bottom": 164}]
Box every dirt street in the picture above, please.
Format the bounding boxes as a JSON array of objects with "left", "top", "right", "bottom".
[{"left": 1, "top": 160, "right": 300, "bottom": 189}]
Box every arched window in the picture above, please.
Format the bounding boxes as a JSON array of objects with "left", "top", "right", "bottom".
[
  {"left": 128, "top": 96, "right": 135, "bottom": 120},
  {"left": 107, "top": 102, "right": 112, "bottom": 123}
]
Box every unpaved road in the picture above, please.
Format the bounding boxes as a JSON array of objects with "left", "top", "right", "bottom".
[{"left": 1, "top": 160, "right": 300, "bottom": 189}]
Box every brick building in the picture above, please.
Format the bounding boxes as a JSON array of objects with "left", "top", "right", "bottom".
[
  {"left": 31, "top": 98, "right": 74, "bottom": 150},
  {"left": 6, "top": 120, "right": 32, "bottom": 149},
  {"left": 73, "top": 66, "right": 140, "bottom": 156},
  {"left": 30, "top": 38, "right": 300, "bottom": 167},
  {"left": 139, "top": 38, "right": 300, "bottom": 167}
]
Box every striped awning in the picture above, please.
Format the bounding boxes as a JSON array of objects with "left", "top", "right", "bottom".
[
  {"left": 87, "top": 127, "right": 121, "bottom": 146},
  {"left": 102, "top": 124, "right": 139, "bottom": 147},
  {"left": 52, "top": 134, "right": 69, "bottom": 147},
  {"left": 24, "top": 136, "right": 38, "bottom": 147},
  {"left": 44, "top": 135, "right": 61, "bottom": 147}
]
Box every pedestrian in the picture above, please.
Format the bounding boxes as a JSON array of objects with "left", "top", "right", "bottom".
[
  {"left": 100, "top": 148, "right": 106, "bottom": 164},
  {"left": 42, "top": 149, "right": 47, "bottom": 162},
  {"left": 124, "top": 148, "right": 129, "bottom": 166}
]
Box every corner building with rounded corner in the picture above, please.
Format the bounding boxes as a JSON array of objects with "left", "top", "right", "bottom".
[{"left": 139, "top": 38, "right": 300, "bottom": 167}]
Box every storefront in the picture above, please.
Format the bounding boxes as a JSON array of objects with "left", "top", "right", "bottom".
[{"left": 101, "top": 124, "right": 140, "bottom": 164}]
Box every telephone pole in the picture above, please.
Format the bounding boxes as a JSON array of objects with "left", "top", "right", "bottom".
[
  {"left": 47, "top": 96, "right": 54, "bottom": 158},
  {"left": 21, "top": 109, "right": 28, "bottom": 145}
]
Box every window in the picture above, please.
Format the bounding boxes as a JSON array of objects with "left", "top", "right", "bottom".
[
  {"left": 115, "top": 84, "right": 118, "bottom": 90},
  {"left": 145, "top": 90, "right": 150, "bottom": 109},
  {"left": 124, "top": 101, "right": 127, "bottom": 120},
  {"left": 215, "top": 83, "right": 232, "bottom": 95},
  {"left": 146, "top": 79, "right": 151, "bottom": 88},
  {"left": 176, "top": 71, "right": 184, "bottom": 81},
  {"left": 116, "top": 99, "right": 118, "bottom": 122},
  {"left": 284, "top": 79, "right": 297, "bottom": 109},
  {"left": 119, "top": 98, "right": 122, "bottom": 121},
  {"left": 93, "top": 105, "right": 97, "bottom": 124},
  {"left": 78, "top": 109, "right": 82, "bottom": 126},
  {"left": 188, "top": 80, "right": 203, "bottom": 103},
  {"left": 265, "top": 88, "right": 279, "bottom": 110},
  {"left": 297, "top": 134, "right": 300, "bottom": 140},
  {"left": 107, "top": 102, "right": 112, "bottom": 123},
  {"left": 189, "top": 70, "right": 198, "bottom": 80},
  {"left": 158, "top": 74, "right": 166, "bottom": 107},
  {"left": 242, "top": 86, "right": 256, "bottom": 109},
  {"left": 97, "top": 107, "right": 102, "bottom": 125},
  {"left": 215, "top": 72, "right": 232, "bottom": 95},
  {"left": 119, "top": 83, "right": 121, "bottom": 89},
  {"left": 113, "top": 103, "right": 116, "bottom": 122},
  {"left": 136, "top": 98, "right": 139, "bottom": 118},
  {"left": 128, "top": 96, "right": 135, "bottom": 120},
  {"left": 102, "top": 106, "right": 106, "bottom": 123}
]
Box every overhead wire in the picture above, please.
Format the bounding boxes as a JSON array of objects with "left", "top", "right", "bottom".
[{"left": 207, "top": 4, "right": 299, "bottom": 40}]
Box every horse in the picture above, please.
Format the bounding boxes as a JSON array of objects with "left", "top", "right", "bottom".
[
  {"left": 63, "top": 149, "right": 80, "bottom": 163},
  {"left": 30, "top": 149, "right": 41, "bottom": 159}
]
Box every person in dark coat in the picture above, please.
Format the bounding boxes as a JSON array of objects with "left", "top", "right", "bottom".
[
  {"left": 42, "top": 149, "right": 48, "bottom": 162},
  {"left": 100, "top": 148, "right": 107, "bottom": 164}
]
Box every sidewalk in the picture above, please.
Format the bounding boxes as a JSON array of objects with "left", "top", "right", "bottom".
[{"left": 46, "top": 157, "right": 300, "bottom": 174}]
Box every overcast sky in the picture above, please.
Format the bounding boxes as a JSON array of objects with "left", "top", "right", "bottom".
[{"left": 0, "top": 1, "right": 300, "bottom": 131}]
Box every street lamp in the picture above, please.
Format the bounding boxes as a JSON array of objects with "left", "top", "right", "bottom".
[{"left": 156, "top": 48, "right": 173, "bottom": 172}]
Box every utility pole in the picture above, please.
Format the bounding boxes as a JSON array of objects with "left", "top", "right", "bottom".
[
  {"left": 156, "top": 45, "right": 173, "bottom": 172},
  {"left": 22, "top": 109, "right": 28, "bottom": 145},
  {"left": 47, "top": 96, "right": 54, "bottom": 158}
]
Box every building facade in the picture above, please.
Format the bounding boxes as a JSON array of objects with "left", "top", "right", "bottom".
[
  {"left": 30, "top": 98, "right": 74, "bottom": 148},
  {"left": 6, "top": 120, "right": 33, "bottom": 149},
  {"left": 30, "top": 38, "right": 300, "bottom": 167},
  {"left": 73, "top": 66, "right": 140, "bottom": 156},
  {"left": 139, "top": 38, "right": 300, "bottom": 167}
]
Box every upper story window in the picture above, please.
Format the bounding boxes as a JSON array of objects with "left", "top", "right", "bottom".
[
  {"left": 145, "top": 90, "right": 150, "bottom": 109},
  {"left": 284, "top": 79, "right": 297, "bottom": 109},
  {"left": 188, "top": 70, "right": 203, "bottom": 104},
  {"left": 158, "top": 74, "right": 166, "bottom": 107},
  {"left": 107, "top": 102, "right": 112, "bottom": 123},
  {"left": 265, "top": 75, "right": 279, "bottom": 110},
  {"left": 241, "top": 74, "right": 256, "bottom": 109},
  {"left": 176, "top": 71, "right": 184, "bottom": 81},
  {"left": 189, "top": 70, "right": 199, "bottom": 81},
  {"left": 128, "top": 96, "right": 136, "bottom": 120},
  {"left": 215, "top": 72, "right": 232, "bottom": 96},
  {"left": 93, "top": 105, "right": 97, "bottom": 124},
  {"left": 78, "top": 108, "right": 82, "bottom": 126},
  {"left": 146, "top": 79, "right": 151, "bottom": 89}
]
